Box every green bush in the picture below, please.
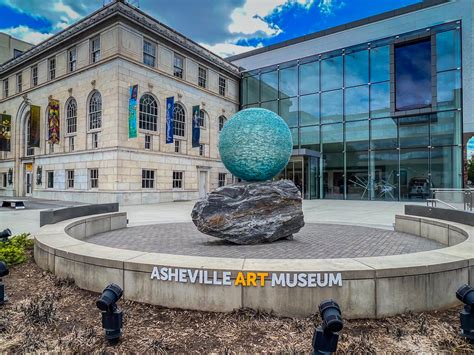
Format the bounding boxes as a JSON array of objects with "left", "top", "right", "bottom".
[{"left": 0, "top": 233, "right": 34, "bottom": 265}]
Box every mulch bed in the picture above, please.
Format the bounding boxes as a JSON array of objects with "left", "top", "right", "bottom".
[{"left": 1, "top": 252, "right": 473, "bottom": 353}]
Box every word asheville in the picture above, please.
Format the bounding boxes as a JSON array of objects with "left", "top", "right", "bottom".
[{"left": 150, "top": 266, "right": 342, "bottom": 288}]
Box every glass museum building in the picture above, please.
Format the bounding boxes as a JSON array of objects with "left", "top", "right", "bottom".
[{"left": 229, "top": 0, "right": 471, "bottom": 201}]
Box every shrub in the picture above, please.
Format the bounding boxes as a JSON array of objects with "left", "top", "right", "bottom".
[{"left": 0, "top": 233, "right": 34, "bottom": 265}]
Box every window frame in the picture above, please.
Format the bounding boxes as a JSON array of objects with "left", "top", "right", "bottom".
[
  {"left": 90, "top": 36, "right": 101, "bottom": 64},
  {"left": 173, "top": 53, "right": 184, "bottom": 79},
  {"left": 89, "top": 168, "right": 99, "bottom": 189},
  {"left": 68, "top": 47, "right": 77, "bottom": 72},
  {"left": 143, "top": 39, "right": 156, "bottom": 67},
  {"left": 16, "top": 72, "right": 22, "bottom": 93},
  {"left": 198, "top": 66, "right": 207, "bottom": 88},
  {"left": 31, "top": 65, "right": 38, "bottom": 87},
  {"left": 144, "top": 134, "right": 152, "bottom": 150},
  {"left": 47, "top": 171, "right": 54, "bottom": 189},
  {"left": 218, "top": 173, "right": 226, "bottom": 187},
  {"left": 48, "top": 57, "right": 56, "bottom": 80},
  {"left": 68, "top": 136, "right": 75, "bottom": 152},
  {"left": 141, "top": 169, "right": 155, "bottom": 189},
  {"left": 174, "top": 139, "right": 181, "bottom": 153},
  {"left": 173, "top": 103, "right": 186, "bottom": 137},
  {"left": 139, "top": 93, "right": 158, "bottom": 131},
  {"left": 199, "top": 144, "right": 205, "bottom": 156},
  {"left": 66, "top": 98, "right": 78, "bottom": 135},
  {"left": 3, "top": 79, "right": 8, "bottom": 98},
  {"left": 172, "top": 171, "right": 184, "bottom": 189},
  {"left": 218, "top": 76, "right": 226, "bottom": 96},
  {"left": 88, "top": 91, "right": 102, "bottom": 131},
  {"left": 218, "top": 115, "right": 227, "bottom": 132},
  {"left": 66, "top": 170, "right": 75, "bottom": 189}
]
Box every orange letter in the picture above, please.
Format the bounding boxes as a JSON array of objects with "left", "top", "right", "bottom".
[
  {"left": 235, "top": 272, "right": 246, "bottom": 286},
  {"left": 247, "top": 272, "right": 257, "bottom": 286}
]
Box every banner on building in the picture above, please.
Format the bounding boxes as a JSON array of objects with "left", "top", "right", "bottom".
[
  {"left": 128, "top": 84, "right": 138, "bottom": 138},
  {"left": 192, "top": 105, "right": 200, "bottom": 148},
  {"left": 166, "top": 96, "right": 174, "bottom": 144},
  {"left": 48, "top": 99, "right": 60, "bottom": 144},
  {"left": 30, "top": 105, "right": 41, "bottom": 148},
  {"left": 0, "top": 114, "right": 11, "bottom": 152}
]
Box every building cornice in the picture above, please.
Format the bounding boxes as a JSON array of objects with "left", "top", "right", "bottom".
[{"left": 0, "top": 1, "right": 240, "bottom": 77}]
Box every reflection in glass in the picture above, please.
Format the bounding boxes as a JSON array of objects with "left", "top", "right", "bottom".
[
  {"left": 437, "top": 70, "right": 461, "bottom": 110},
  {"left": 321, "top": 90, "right": 343, "bottom": 123},
  {"left": 323, "top": 152, "right": 344, "bottom": 199},
  {"left": 300, "top": 125, "right": 320, "bottom": 151},
  {"left": 279, "top": 97, "right": 299, "bottom": 127},
  {"left": 346, "top": 151, "right": 369, "bottom": 200},
  {"left": 279, "top": 66, "right": 298, "bottom": 98},
  {"left": 346, "top": 120, "right": 369, "bottom": 151},
  {"left": 370, "top": 82, "right": 390, "bottom": 118},
  {"left": 345, "top": 50, "right": 368, "bottom": 87},
  {"left": 321, "top": 56, "right": 343, "bottom": 91},
  {"left": 299, "top": 94, "right": 319, "bottom": 126},
  {"left": 260, "top": 100, "right": 278, "bottom": 114},
  {"left": 431, "top": 146, "right": 462, "bottom": 189},
  {"left": 369, "top": 150, "right": 399, "bottom": 200},
  {"left": 322, "top": 123, "right": 343, "bottom": 153},
  {"left": 247, "top": 75, "right": 259, "bottom": 104},
  {"left": 345, "top": 85, "right": 369, "bottom": 121},
  {"left": 395, "top": 39, "right": 432, "bottom": 110},
  {"left": 399, "top": 115, "right": 429, "bottom": 148},
  {"left": 436, "top": 30, "right": 461, "bottom": 72},
  {"left": 400, "top": 148, "right": 430, "bottom": 200},
  {"left": 370, "top": 46, "right": 390, "bottom": 83},
  {"left": 431, "top": 111, "right": 461, "bottom": 147},
  {"left": 299, "top": 61, "right": 319, "bottom": 95},
  {"left": 290, "top": 127, "right": 299, "bottom": 147},
  {"left": 260, "top": 70, "right": 278, "bottom": 102},
  {"left": 371, "top": 118, "right": 398, "bottom": 149}
]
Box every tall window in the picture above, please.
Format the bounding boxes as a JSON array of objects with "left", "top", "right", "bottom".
[
  {"left": 66, "top": 170, "right": 74, "bottom": 189},
  {"left": 142, "top": 169, "right": 155, "bottom": 189},
  {"left": 145, "top": 134, "right": 152, "bottom": 150},
  {"left": 218, "top": 173, "right": 226, "bottom": 187},
  {"left": 219, "top": 76, "right": 226, "bottom": 96},
  {"left": 89, "top": 169, "right": 99, "bottom": 189},
  {"left": 218, "top": 115, "right": 227, "bottom": 131},
  {"left": 47, "top": 171, "right": 54, "bottom": 188},
  {"left": 395, "top": 39, "right": 432, "bottom": 111},
  {"left": 3, "top": 79, "right": 8, "bottom": 98},
  {"left": 199, "top": 109, "right": 206, "bottom": 128},
  {"left": 68, "top": 47, "right": 77, "bottom": 72},
  {"left": 174, "top": 140, "right": 180, "bottom": 153},
  {"left": 90, "top": 36, "right": 101, "bottom": 63},
  {"left": 143, "top": 40, "right": 156, "bottom": 67},
  {"left": 88, "top": 91, "right": 102, "bottom": 130},
  {"left": 174, "top": 53, "right": 184, "bottom": 78},
  {"left": 16, "top": 73, "right": 22, "bottom": 93},
  {"left": 66, "top": 98, "right": 77, "bottom": 134},
  {"left": 139, "top": 94, "right": 158, "bottom": 131},
  {"left": 31, "top": 65, "right": 38, "bottom": 87},
  {"left": 198, "top": 67, "right": 207, "bottom": 88},
  {"left": 68, "top": 136, "right": 75, "bottom": 152},
  {"left": 48, "top": 57, "right": 56, "bottom": 80},
  {"left": 173, "top": 103, "right": 185, "bottom": 137},
  {"left": 199, "top": 144, "right": 205, "bottom": 156},
  {"left": 173, "top": 171, "right": 183, "bottom": 189}
]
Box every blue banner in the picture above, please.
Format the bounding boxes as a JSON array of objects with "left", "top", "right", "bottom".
[
  {"left": 192, "top": 105, "right": 200, "bottom": 148},
  {"left": 166, "top": 96, "right": 174, "bottom": 144},
  {"left": 128, "top": 85, "right": 138, "bottom": 138}
]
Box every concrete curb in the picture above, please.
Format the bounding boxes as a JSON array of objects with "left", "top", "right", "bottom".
[{"left": 34, "top": 212, "right": 474, "bottom": 319}]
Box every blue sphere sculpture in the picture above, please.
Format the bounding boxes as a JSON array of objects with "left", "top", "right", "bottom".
[{"left": 218, "top": 108, "right": 293, "bottom": 181}]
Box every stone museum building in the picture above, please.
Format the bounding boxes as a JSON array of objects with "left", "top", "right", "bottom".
[{"left": 0, "top": 0, "right": 472, "bottom": 203}]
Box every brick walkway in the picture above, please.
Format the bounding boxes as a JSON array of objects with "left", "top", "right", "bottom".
[{"left": 86, "top": 223, "right": 445, "bottom": 259}]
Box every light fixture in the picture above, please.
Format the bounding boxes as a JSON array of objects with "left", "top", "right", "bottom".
[
  {"left": 456, "top": 284, "right": 474, "bottom": 343},
  {"left": 0, "top": 228, "right": 11, "bottom": 243},
  {"left": 0, "top": 261, "right": 9, "bottom": 306},
  {"left": 96, "top": 283, "right": 123, "bottom": 345},
  {"left": 312, "top": 299, "right": 343, "bottom": 354}
]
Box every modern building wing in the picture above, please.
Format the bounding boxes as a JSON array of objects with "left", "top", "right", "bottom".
[{"left": 229, "top": 0, "right": 470, "bottom": 201}]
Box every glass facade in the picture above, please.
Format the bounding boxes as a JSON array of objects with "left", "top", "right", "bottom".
[{"left": 241, "top": 22, "right": 462, "bottom": 200}]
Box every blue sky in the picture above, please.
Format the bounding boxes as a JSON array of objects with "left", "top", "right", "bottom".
[{"left": 0, "top": 0, "right": 421, "bottom": 57}]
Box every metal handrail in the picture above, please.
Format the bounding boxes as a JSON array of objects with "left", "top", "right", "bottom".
[{"left": 426, "top": 198, "right": 457, "bottom": 210}]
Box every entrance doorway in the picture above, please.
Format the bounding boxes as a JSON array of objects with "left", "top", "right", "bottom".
[
  {"left": 24, "top": 163, "right": 33, "bottom": 196},
  {"left": 199, "top": 171, "right": 208, "bottom": 198},
  {"left": 277, "top": 156, "right": 319, "bottom": 199}
]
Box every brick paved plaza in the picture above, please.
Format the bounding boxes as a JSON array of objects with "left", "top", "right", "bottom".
[{"left": 86, "top": 222, "right": 444, "bottom": 259}]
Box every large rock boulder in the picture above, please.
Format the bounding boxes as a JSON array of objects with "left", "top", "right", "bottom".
[{"left": 191, "top": 179, "right": 304, "bottom": 244}]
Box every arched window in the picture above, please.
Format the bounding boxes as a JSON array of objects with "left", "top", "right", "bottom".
[
  {"left": 66, "top": 98, "right": 77, "bottom": 134},
  {"left": 173, "top": 103, "right": 185, "bottom": 137},
  {"left": 88, "top": 91, "right": 102, "bottom": 130},
  {"left": 198, "top": 109, "right": 206, "bottom": 128},
  {"left": 139, "top": 94, "right": 158, "bottom": 131},
  {"left": 219, "top": 115, "right": 227, "bottom": 132},
  {"left": 25, "top": 113, "right": 34, "bottom": 156}
]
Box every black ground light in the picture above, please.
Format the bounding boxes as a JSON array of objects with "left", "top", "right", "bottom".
[
  {"left": 312, "top": 299, "right": 344, "bottom": 354},
  {"left": 456, "top": 284, "right": 474, "bottom": 344},
  {"left": 0, "top": 228, "right": 12, "bottom": 243},
  {"left": 96, "top": 283, "right": 124, "bottom": 345},
  {"left": 0, "top": 261, "right": 9, "bottom": 305}
]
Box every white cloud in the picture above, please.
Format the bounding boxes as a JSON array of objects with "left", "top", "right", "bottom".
[
  {"left": 318, "top": 0, "right": 345, "bottom": 15},
  {"left": 200, "top": 41, "right": 263, "bottom": 58},
  {"left": 0, "top": 25, "right": 54, "bottom": 44}
]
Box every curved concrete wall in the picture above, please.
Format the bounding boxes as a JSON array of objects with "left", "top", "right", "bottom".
[{"left": 34, "top": 213, "right": 474, "bottom": 319}]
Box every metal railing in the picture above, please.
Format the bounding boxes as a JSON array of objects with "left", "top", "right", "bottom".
[{"left": 430, "top": 188, "right": 473, "bottom": 212}]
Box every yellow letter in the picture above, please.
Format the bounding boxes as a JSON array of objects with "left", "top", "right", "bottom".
[
  {"left": 246, "top": 272, "right": 257, "bottom": 286},
  {"left": 257, "top": 272, "right": 269, "bottom": 287},
  {"left": 235, "top": 272, "right": 246, "bottom": 286}
]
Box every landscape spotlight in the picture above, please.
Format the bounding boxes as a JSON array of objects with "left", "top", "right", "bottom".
[
  {"left": 0, "top": 261, "right": 9, "bottom": 306},
  {"left": 456, "top": 284, "right": 474, "bottom": 343},
  {"left": 312, "top": 299, "right": 344, "bottom": 355},
  {"left": 0, "top": 228, "right": 11, "bottom": 243},
  {"left": 96, "top": 283, "right": 123, "bottom": 345}
]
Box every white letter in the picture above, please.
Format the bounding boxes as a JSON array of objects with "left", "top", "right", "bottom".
[
  {"left": 179, "top": 269, "right": 187, "bottom": 283},
  {"left": 271, "top": 273, "right": 286, "bottom": 287},
  {"left": 317, "top": 273, "right": 328, "bottom": 287},
  {"left": 222, "top": 272, "right": 232, "bottom": 286},
  {"left": 213, "top": 271, "right": 222, "bottom": 285},
  {"left": 168, "top": 268, "right": 178, "bottom": 282},
  {"left": 286, "top": 273, "right": 297, "bottom": 288},
  {"left": 308, "top": 273, "right": 316, "bottom": 287},
  {"left": 160, "top": 267, "right": 168, "bottom": 281},
  {"left": 188, "top": 269, "right": 199, "bottom": 284},
  {"left": 150, "top": 266, "right": 160, "bottom": 280},
  {"left": 203, "top": 270, "right": 213, "bottom": 284},
  {"left": 297, "top": 273, "right": 308, "bottom": 287},
  {"left": 329, "top": 273, "right": 342, "bottom": 287}
]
